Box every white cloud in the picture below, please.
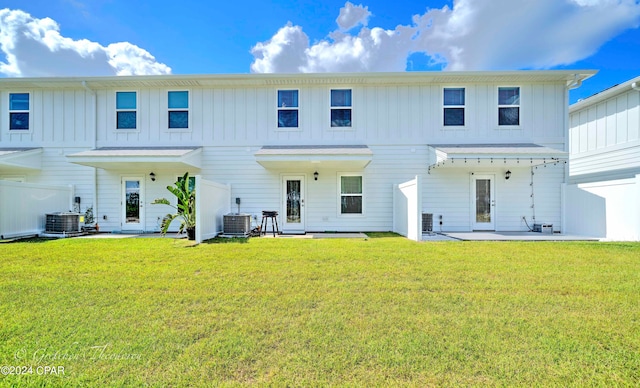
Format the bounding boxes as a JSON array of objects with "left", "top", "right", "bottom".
[
  {"left": 250, "top": 23, "right": 310, "bottom": 73},
  {"left": 336, "top": 2, "right": 371, "bottom": 31},
  {"left": 0, "top": 8, "right": 171, "bottom": 77},
  {"left": 251, "top": 0, "right": 640, "bottom": 73}
]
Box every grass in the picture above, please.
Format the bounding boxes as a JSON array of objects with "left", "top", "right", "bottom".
[{"left": 0, "top": 236, "right": 639, "bottom": 386}]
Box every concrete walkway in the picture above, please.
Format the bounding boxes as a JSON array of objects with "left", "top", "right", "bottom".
[
  {"left": 251, "top": 232, "right": 369, "bottom": 239},
  {"left": 77, "top": 231, "right": 599, "bottom": 241},
  {"left": 79, "top": 232, "right": 370, "bottom": 239},
  {"left": 78, "top": 232, "right": 184, "bottom": 239},
  {"left": 428, "top": 231, "right": 600, "bottom": 241}
]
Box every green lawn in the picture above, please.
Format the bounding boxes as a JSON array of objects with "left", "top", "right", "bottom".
[{"left": 1, "top": 236, "right": 639, "bottom": 386}]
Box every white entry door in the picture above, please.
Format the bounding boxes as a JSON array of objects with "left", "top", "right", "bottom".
[
  {"left": 122, "top": 177, "right": 144, "bottom": 231},
  {"left": 282, "top": 175, "right": 305, "bottom": 234},
  {"left": 472, "top": 175, "right": 495, "bottom": 230}
]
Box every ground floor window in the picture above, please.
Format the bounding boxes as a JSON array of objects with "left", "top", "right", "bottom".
[{"left": 340, "top": 174, "right": 363, "bottom": 214}]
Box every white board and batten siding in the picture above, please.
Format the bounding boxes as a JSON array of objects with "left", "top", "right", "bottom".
[
  {"left": 0, "top": 88, "right": 95, "bottom": 147},
  {"left": 90, "top": 82, "right": 570, "bottom": 148},
  {"left": 570, "top": 81, "right": 640, "bottom": 181}
]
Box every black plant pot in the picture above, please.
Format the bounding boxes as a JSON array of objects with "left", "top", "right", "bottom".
[{"left": 187, "top": 227, "right": 196, "bottom": 241}]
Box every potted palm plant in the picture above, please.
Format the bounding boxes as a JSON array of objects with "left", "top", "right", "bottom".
[{"left": 152, "top": 172, "right": 196, "bottom": 240}]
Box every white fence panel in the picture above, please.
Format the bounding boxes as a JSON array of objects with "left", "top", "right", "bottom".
[
  {"left": 393, "top": 176, "right": 422, "bottom": 241},
  {"left": 195, "top": 176, "right": 231, "bottom": 243},
  {"left": 564, "top": 175, "right": 640, "bottom": 241},
  {"left": 0, "top": 181, "right": 73, "bottom": 239}
]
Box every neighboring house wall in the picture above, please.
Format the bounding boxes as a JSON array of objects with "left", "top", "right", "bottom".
[
  {"left": 570, "top": 82, "right": 640, "bottom": 181},
  {"left": 0, "top": 71, "right": 594, "bottom": 235},
  {"left": 567, "top": 76, "right": 640, "bottom": 240}
]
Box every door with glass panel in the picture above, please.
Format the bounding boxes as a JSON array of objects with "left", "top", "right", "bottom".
[
  {"left": 472, "top": 175, "right": 495, "bottom": 230},
  {"left": 282, "top": 176, "right": 305, "bottom": 234},
  {"left": 122, "top": 177, "right": 144, "bottom": 230}
]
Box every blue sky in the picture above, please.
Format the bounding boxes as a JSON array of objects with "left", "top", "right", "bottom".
[{"left": 1, "top": 0, "right": 639, "bottom": 103}]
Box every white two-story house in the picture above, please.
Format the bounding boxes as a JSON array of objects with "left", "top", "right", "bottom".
[{"left": 0, "top": 70, "right": 595, "bottom": 238}]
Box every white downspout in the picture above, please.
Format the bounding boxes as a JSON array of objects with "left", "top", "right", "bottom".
[
  {"left": 562, "top": 76, "right": 580, "bottom": 234},
  {"left": 82, "top": 81, "right": 99, "bottom": 228}
]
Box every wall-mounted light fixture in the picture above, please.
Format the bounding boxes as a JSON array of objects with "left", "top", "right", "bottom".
[
  {"left": 150, "top": 172, "right": 156, "bottom": 181},
  {"left": 505, "top": 170, "right": 511, "bottom": 180},
  {"left": 314, "top": 171, "right": 319, "bottom": 181}
]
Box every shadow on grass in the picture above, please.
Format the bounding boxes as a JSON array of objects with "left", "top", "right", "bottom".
[
  {"left": 0, "top": 236, "right": 57, "bottom": 244},
  {"left": 364, "top": 232, "right": 404, "bottom": 238},
  {"left": 202, "top": 236, "right": 250, "bottom": 244}
]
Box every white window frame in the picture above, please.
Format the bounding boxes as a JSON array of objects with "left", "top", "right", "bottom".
[
  {"left": 330, "top": 89, "right": 353, "bottom": 129},
  {"left": 8, "top": 92, "right": 31, "bottom": 131},
  {"left": 115, "top": 90, "right": 138, "bottom": 131},
  {"left": 442, "top": 87, "right": 466, "bottom": 128},
  {"left": 167, "top": 90, "right": 191, "bottom": 131},
  {"left": 497, "top": 86, "right": 521, "bottom": 128},
  {"left": 337, "top": 173, "right": 364, "bottom": 216},
  {"left": 276, "top": 89, "right": 300, "bottom": 131}
]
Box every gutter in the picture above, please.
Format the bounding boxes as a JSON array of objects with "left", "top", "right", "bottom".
[{"left": 632, "top": 82, "right": 640, "bottom": 92}]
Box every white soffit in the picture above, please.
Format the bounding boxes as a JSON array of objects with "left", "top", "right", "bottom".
[
  {"left": 66, "top": 147, "right": 202, "bottom": 169},
  {"left": 0, "top": 148, "right": 43, "bottom": 171},
  {"left": 0, "top": 70, "right": 597, "bottom": 89},
  {"left": 255, "top": 145, "right": 373, "bottom": 170},
  {"left": 428, "top": 144, "right": 567, "bottom": 168}
]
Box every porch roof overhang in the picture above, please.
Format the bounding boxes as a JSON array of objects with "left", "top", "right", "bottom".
[
  {"left": 428, "top": 144, "right": 568, "bottom": 172},
  {"left": 255, "top": 145, "right": 373, "bottom": 170},
  {"left": 66, "top": 146, "right": 202, "bottom": 170},
  {"left": 0, "top": 148, "right": 43, "bottom": 171}
]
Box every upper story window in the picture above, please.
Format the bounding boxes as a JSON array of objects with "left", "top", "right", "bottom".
[
  {"left": 443, "top": 88, "right": 465, "bottom": 126},
  {"left": 340, "top": 174, "right": 363, "bottom": 215},
  {"left": 116, "top": 91, "right": 137, "bottom": 129},
  {"left": 168, "top": 91, "right": 189, "bottom": 129},
  {"left": 277, "top": 90, "right": 299, "bottom": 128},
  {"left": 9, "top": 93, "right": 29, "bottom": 130},
  {"left": 331, "top": 89, "right": 352, "bottom": 127},
  {"left": 498, "top": 87, "right": 520, "bottom": 126}
]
